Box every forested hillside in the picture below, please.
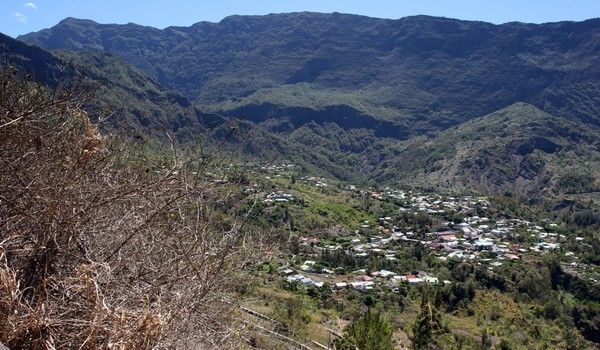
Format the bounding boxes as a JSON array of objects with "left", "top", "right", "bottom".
[
  {"left": 17, "top": 13, "right": 600, "bottom": 200},
  {"left": 21, "top": 14, "right": 600, "bottom": 129}
]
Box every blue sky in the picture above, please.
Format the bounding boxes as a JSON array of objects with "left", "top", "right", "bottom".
[{"left": 1, "top": 0, "right": 599, "bottom": 38}]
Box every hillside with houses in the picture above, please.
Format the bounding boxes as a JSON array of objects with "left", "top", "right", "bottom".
[
  {"left": 227, "top": 161, "right": 600, "bottom": 349},
  {"left": 2, "top": 11, "right": 599, "bottom": 349}
]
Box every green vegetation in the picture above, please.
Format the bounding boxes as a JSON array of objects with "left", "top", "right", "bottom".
[
  {"left": 11, "top": 16, "right": 600, "bottom": 205},
  {"left": 21, "top": 14, "right": 600, "bottom": 130},
  {"left": 411, "top": 290, "right": 448, "bottom": 349},
  {"left": 558, "top": 172, "right": 598, "bottom": 194},
  {"left": 235, "top": 167, "right": 600, "bottom": 349},
  {"left": 2, "top": 12, "right": 600, "bottom": 350},
  {"left": 335, "top": 307, "right": 394, "bottom": 350}
]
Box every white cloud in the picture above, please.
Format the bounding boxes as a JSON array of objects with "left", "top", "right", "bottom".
[
  {"left": 14, "top": 12, "right": 27, "bottom": 22},
  {"left": 24, "top": 2, "right": 37, "bottom": 10}
]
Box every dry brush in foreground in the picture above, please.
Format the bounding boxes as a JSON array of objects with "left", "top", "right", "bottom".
[{"left": 0, "top": 64, "right": 270, "bottom": 349}]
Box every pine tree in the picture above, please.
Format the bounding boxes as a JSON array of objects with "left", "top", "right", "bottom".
[
  {"left": 411, "top": 290, "right": 444, "bottom": 349},
  {"left": 338, "top": 307, "right": 394, "bottom": 350}
]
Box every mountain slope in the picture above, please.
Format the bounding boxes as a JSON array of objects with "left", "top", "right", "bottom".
[
  {"left": 0, "top": 33, "right": 226, "bottom": 141},
  {"left": 372, "top": 102, "right": 600, "bottom": 197},
  {"left": 53, "top": 50, "right": 221, "bottom": 139},
  {"left": 13, "top": 14, "right": 600, "bottom": 199},
  {"left": 20, "top": 13, "right": 600, "bottom": 133},
  {"left": 0, "top": 33, "right": 332, "bottom": 180}
]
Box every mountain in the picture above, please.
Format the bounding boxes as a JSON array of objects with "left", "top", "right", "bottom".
[
  {"left": 0, "top": 32, "right": 66, "bottom": 85},
  {"left": 370, "top": 102, "right": 600, "bottom": 197},
  {"left": 20, "top": 13, "right": 600, "bottom": 134},
  {"left": 0, "top": 33, "right": 327, "bottom": 175},
  {"left": 12, "top": 13, "right": 600, "bottom": 199},
  {"left": 0, "top": 32, "right": 227, "bottom": 141},
  {"left": 4, "top": 17, "right": 600, "bottom": 350}
]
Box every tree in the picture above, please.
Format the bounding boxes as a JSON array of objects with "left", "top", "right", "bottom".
[
  {"left": 332, "top": 335, "right": 358, "bottom": 350},
  {"left": 411, "top": 289, "right": 445, "bottom": 349},
  {"left": 336, "top": 307, "right": 394, "bottom": 350},
  {"left": 481, "top": 328, "right": 492, "bottom": 350}
]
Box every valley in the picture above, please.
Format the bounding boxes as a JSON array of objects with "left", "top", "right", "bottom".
[{"left": 1, "top": 11, "right": 599, "bottom": 350}]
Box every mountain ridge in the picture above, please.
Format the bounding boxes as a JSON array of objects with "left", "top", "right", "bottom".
[
  {"left": 9, "top": 13, "right": 600, "bottom": 199},
  {"left": 0, "top": 32, "right": 226, "bottom": 141},
  {"left": 19, "top": 13, "right": 600, "bottom": 132}
]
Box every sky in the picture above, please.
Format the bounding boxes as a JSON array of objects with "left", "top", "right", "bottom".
[{"left": 1, "top": 0, "right": 599, "bottom": 38}]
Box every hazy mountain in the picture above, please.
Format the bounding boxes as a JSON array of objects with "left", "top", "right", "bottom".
[{"left": 0, "top": 32, "right": 66, "bottom": 85}]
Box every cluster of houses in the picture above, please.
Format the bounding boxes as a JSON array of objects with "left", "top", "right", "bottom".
[
  {"left": 374, "top": 192, "right": 567, "bottom": 266},
  {"left": 242, "top": 164, "right": 594, "bottom": 289},
  {"left": 263, "top": 190, "right": 295, "bottom": 203},
  {"left": 284, "top": 264, "right": 443, "bottom": 292},
  {"left": 276, "top": 185, "right": 582, "bottom": 291},
  {"left": 262, "top": 164, "right": 296, "bottom": 173}
]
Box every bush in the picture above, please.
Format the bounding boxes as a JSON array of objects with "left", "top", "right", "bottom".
[{"left": 0, "top": 59, "right": 266, "bottom": 348}]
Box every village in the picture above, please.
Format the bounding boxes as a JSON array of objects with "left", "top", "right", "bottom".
[{"left": 245, "top": 163, "right": 598, "bottom": 294}]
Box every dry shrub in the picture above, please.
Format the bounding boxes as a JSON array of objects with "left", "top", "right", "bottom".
[{"left": 0, "top": 62, "right": 268, "bottom": 348}]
